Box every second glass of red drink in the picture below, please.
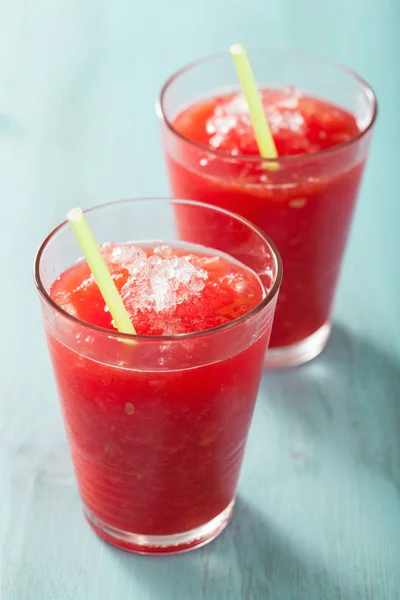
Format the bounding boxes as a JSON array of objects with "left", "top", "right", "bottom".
[{"left": 158, "top": 49, "right": 377, "bottom": 367}]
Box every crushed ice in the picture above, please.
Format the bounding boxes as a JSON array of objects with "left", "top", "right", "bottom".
[
  {"left": 101, "top": 243, "right": 146, "bottom": 265},
  {"left": 104, "top": 244, "right": 209, "bottom": 313},
  {"left": 207, "top": 87, "right": 305, "bottom": 150}
]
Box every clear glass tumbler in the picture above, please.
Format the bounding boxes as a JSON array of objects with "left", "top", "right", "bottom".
[
  {"left": 34, "top": 198, "right": 282, "bottom": 554},
  {"left": 158, "top": 49, "right": 377, "bottom": 368}
]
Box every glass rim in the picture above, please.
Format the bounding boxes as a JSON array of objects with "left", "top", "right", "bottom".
[
  {"left": 157, "top": 47, "right": 378, "bottom": 165},
  {"left": 34, "top": 197, "right": 283, "bottom": 343}
]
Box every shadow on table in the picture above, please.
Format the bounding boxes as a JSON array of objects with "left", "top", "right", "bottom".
[
  {"left": 107, "top": 325, "right": 400, "bottom": 599},
  {"left": 260, "top": 323, "right": 400, "bottom": 488},
  {"left": 110, "top": 498, "right": 340, "bottom": 600}
]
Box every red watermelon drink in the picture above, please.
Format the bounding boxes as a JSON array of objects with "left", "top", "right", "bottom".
[
  {"left": 34, "top": 198, "right": 281, "bottom": 554},
  {"left": 158, "top": 49, "right": 376, "bottom": 367}
]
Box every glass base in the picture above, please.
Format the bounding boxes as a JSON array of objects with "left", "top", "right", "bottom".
[
  {"left": 84, "top": 499, "right": 235, "bottom": 555},
  {"left": 265, "top": 321, "right": 331, "bottom": 369}
]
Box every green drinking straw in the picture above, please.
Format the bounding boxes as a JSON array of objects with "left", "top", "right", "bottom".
[
  {"left": 67, "top": 208, "right": 137, "bottom": 335},
  {"left": 230, "top": 44, "right": 279, "bottom": 164}
]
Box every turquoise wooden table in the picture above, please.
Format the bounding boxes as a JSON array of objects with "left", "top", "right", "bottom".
[{"left": 1, "top": 1, "right": 400, "bottom": 598}]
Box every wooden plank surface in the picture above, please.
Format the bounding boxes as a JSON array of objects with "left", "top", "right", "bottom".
[{"left": 1, "top": 1, "right": 400, "bottom": 598}]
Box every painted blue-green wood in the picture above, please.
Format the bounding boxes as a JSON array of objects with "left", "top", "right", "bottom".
[{"left": 1, "top": 1, "right": 399, "bottom": 598}]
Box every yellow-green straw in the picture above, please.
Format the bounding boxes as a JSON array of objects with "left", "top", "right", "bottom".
[
  {"left": 67, "top": 208, "right": 137, "bottom": 335},
  {"left": 230, "top": 44, "right": 278, "bottom": 163}
]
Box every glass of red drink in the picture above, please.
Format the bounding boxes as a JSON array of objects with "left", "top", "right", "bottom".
[
  {"left": 158, "top": 49, "right": 377, "bottom": 368},
  {"left": 34, "top": 198, "right": 281, "bottom": 554}
]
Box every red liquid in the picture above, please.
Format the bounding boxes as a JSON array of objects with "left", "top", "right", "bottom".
[
  {"left": 47, "top": 243, "right": 274, "bottom": 548},
  {"left": 166, "top": 89, "right": 368, "bottom": 348},
  {"left": 51, "top": 243, "right": 265, "bottom": 335}
]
